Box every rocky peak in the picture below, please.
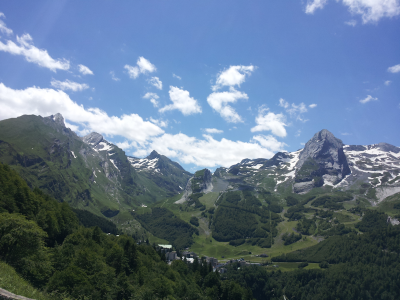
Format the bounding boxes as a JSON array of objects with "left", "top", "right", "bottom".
[
  {"left": 82, "top": 132, "right": 104, "bottom": 146},
  {"left": 294, "top": 129, "right": 350, "bottom": 193},
  {"left": 147, "top": 150, "right": 160, "bottom": 160},
  {"left": 44, "top": 113, "right": 65, "bottom": 127}
]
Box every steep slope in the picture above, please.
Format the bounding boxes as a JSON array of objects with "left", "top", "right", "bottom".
[
  {"left": 293, "top": 129, "right": 350, "bottom": 193},
  {"left": 0, "top": 114, "right": 192, "bottom": 216},
  {"left": 127, "top": 150, "right": 192, "bottom": 195}
]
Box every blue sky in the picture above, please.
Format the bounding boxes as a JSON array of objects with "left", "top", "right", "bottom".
[{"left": 0, "top": 1, "right": 399, "bottom": 172}]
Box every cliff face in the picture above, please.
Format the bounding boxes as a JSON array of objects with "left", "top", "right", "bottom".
[
  {"left": 176, "top": 169, "right": 213, "bottom": 204},
  {"left": 293, "top": 129, "right": 350, "bottom": 193}
]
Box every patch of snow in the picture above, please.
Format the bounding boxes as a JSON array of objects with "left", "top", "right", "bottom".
[
  {"left": 110, "top": 159, "right": 119, "bottom": 171},
  {"left": 141, "top": 204, "right": 147, "bottom": 208},
  {"left": 179, "top": 186, "right": 183, "bottom": 189},
  {"left": 251, "top": 164, "right": 264, "bottom": 169},
  {"left": 93, "top": 171, "right": 97, "bottom": 178},
  {"left": 94, "top": 181, "right": 96, "bottom": 183},
  {"left": 97, "top": 141, "right": 113, "bottom": 151},
  {"left": 71, "top": 151, "right": 77, "bottom": 158}
]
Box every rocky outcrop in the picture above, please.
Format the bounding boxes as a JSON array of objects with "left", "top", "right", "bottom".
[
  {"left": 175, "top": 169, "right": 213, "bottom": 204},
  {"left": 294, "top": 129, "right": 350, "bottom": 193}
]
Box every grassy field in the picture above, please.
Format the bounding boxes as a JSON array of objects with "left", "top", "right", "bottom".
[
  {"left": 265, "top": 262, "right": 321, "bottom": 272},
  {"left": 0, "top": 261, "right": 54, "bottom": 300}
]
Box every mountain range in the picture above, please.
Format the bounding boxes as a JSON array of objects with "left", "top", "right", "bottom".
[{"left": 1, "top": 113, "right": 400, "bottom": 251}]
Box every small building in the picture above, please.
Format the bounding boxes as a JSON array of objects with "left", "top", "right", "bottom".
[{"left": 166, "top": 251, "right": 177, "bottom": 261}]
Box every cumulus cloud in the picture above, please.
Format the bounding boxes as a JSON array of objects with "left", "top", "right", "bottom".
[
  {"left": 159, "top": 86, "right": 202, "bottom": 115},
  {"left": 279, "top": 98, "right": 308, "bottom": 121},
  {"left": 137, "top": 56, "right": 156, "bottom": 73},
  {"left": 0, "top": 33, "right": 70, "bottom": 71},
  {"left": 343, "top": 0, "right": 400, "bottom": 23},
  {"left": 0, "top": 83, "right": 164, "bottom": 145},
  {"left": 125, "top": 56, "right": 157, "bottom": 80},
  {"left": 359, "top": 95, "right": 378, "bottom": 104},
  {"left": 252, "top": 135, "right": 287, "bottom": 152},
  {"left": 388, "top": 64, "right": 400, "bottom": 73},
  {"left": 133, "top": 133, "right": 285, "bottom": 168},
  {"left": 110, "top": 71, "right": 120, "bottom": 81},
  {"left": 50, "top": 79, "right": 89, "bottom": 92},
  {"left": 124, "top": 65, "right": 140, "bottom": 79},
  {"left": 384, "top": 80, "right": 392, "bottom": 86},
  {"left": 305, "top": 0, "right": 400, "bottom": 23},
  {"left": 309, "top": 103, "right": 317, "bottom": 108},
  {"left": 0, "top": 12, "right": 13, "bottom": 35},
  {"left": 251, "top": 107, "right": 287, "bottom": 137},
  {"left": 143, "top": 92, "right": 160, "bottom": 107},
  {"left": 149, "top": 117, "right": 168, "bottom": 128},
  {"left": 173, "top": 73, "right": 181, "bottom": 80},
  {"left": 78, "top": 64, "right": 93, "bottom": 75},
  {"left": 212, "top": 65, "right": 255, "bottom": 91},
  {"left": 204, "top": 128, "right": 223, "bottom": 134},
  {"left": 148, "top": 76, "right": 162, "bottom": 90},
  {"left": 305, "top": 0, "right": 328, "bottom": 14},
  {"left": 207, "top": 88, "right": 248, "bottom": 123}
]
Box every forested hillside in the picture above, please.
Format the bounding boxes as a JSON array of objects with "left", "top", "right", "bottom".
[{"left": 0, "top": 163, "right": 253, "bottom": 300}]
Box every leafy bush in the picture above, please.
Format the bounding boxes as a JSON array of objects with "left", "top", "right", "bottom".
[
  {"left": 282, "top": 232, "right": 302, "bottom": 245},
  {"left": 298, "top": 262, "right": 308, "bottom": 269},
  {"left": 190, "top": 216, "right": 199, "bottom": 227}
]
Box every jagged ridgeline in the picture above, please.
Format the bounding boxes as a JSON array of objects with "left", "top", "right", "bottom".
[{"left": 0, "top": 114, "right": 192, "bottom": 216}]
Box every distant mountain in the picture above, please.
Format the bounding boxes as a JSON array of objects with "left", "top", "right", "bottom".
[
  {"left": 0, "top": 114, "right": 191, "bottom": 216},
  {"left": 127, "top": 150, "right": 192, "bottom": 195},
  {"left": 188, "top": 129, "right": 400, "bottom": 204}
]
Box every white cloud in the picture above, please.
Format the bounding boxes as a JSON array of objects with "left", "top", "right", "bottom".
[
  {"left": 305, "top": 0, "right": 328, "bottom": 14},
  {"left": 137, "top": 56, "right": 156, "bottom": 73},
  {"left": 388, "top": 64, "right": 400, "bottom": 73},
  {"left": 212, "top": 65, "right": 255, "bottom": 91},
  {"left": 0, "top": 33, "right": 70, "bottom": 71},
  {"left": 78, "top": 64, "right": 93, "bottom": 75},
  {"left": 133, "top": 133, "right": 285, "bottom": 168},
  {"left": 124, "top": 65, "right": 140, "bottom": 79},
  {"left": 204, "top": 128, "right": 223, "bottom": 134},
  {"left": 148, "top": 77, "right": 162, "bottom": 90},
  {"left": 149, "top": 117, "right": 168, "bottom": 128},
  {"left": 251, "top": 107, "right": 287, "bottom": 137},
  {"left": 341, "top": 132, "right": 351, "bottom": 135},
  {"left": 143, "top": 92, "right": 159, "bottom": 107},
  {"left": 279, "top": 98, "right": 308, "bottom": 121},
  {"left": 384, "top": 80, "right": 392, "bottom": 86},
  {"left": 305, "top": 0, "right": 400, "bottom": 23},
  {"left": 124, "top": 56, "right": 157, "bottom": 80},
  {"left": 0, "top": 12, "right": 13, "bottom": 36},
  {"left": 343, "top": 0, "right": 400, "bottom": 23},
  {"left": 0, "top": 83, "right": 164, "bottom": 145},
  {"left": 207, "top": 88, "right": 248, "bottom": 123},
  {"left": 159, "top": 86, "right": 202, "bottom": 115},
  {"left": 252, "top": 135, "right": 287, "bottom": 152},
  {"left": 359, "top": 95, "right": 378, "bottom": 104},
  {"left": 51, "top": 79, "right": 89, "bottom": 92},
  {"left": 345, "top": 19, "right": 357, "bottom": 26},
  {"left": 110, "top": 71, "right": 120, "bottom": 81},
  {"left": 309, "top": 103, "right": 317, "bottom": 108},
  {"left": 173, "top": 73, "right": 181, "bottom": 80}
]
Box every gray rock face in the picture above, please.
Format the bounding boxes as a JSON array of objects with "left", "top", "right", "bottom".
[
  {"left": 82, "top": 132, "right": 104, "bottom": 146},
  {"left": 176, "top": 169, "right": 213, "bottom": 204},
  {"left": 293, "top": 180, "right": 315, "bottom": 194},
  {"left": 294, "top": 129, "right": 350, "bottom": 191}
]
